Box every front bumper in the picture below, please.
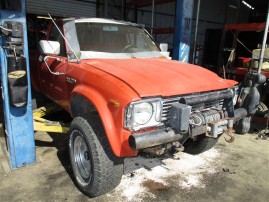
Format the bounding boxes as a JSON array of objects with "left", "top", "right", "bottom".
[
  {"left": 129, "top": 129, "right": 181, "bottom": 150},
  {"left": 128, "top": 116, "right": 234, "bottom": 150},
  {"left": 128, "top": 89, "right": 239, "bottom": 151}
]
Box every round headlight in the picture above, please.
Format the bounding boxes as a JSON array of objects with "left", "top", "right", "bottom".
[{"left": 133, "top": 102, "right": 153, "bottom": 125}]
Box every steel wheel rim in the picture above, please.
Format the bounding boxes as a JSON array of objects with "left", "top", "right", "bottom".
[{"left": 74, "top": 135, "right": 92, "bottom": 180}]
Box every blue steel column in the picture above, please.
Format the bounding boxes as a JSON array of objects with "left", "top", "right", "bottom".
[
  {"left": 0, "top": 0, "right": 36, "bottom": 168},
  {"left": 173, "top": 0, "right": 194, "bottom": 62}
]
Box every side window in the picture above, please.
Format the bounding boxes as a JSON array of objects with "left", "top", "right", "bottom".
[{"left": 48, "top": 24, "right": 66, "bottom": 56}]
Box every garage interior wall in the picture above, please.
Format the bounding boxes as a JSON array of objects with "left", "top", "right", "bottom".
[
  {"left": 190, "top": 0, "right": 252, "bottom": 65},
  {"left": 26, "top": 0, "right": 96, "bottom": 17},
  {"left": 136, "top": 2, "right": 175, "bottom": 51},
  {"left": 97, "top": 1, "right": 175, "bottom": 50},
  {"left": 25, "top": 0, "right": 264, "bottom": 65},
  {"left": 98, "top": 0, "right": 255, "bottom": 63}
]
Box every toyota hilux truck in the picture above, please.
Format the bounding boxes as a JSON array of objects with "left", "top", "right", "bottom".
[{"left": 29, "top": 18, "right": 256, "bottom": 197}]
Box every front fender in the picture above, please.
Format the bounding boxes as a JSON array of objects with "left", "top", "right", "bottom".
[{"left": 71, "top": 84, "right": 137, "bottom": 157}]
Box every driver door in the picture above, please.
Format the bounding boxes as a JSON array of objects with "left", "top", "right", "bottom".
[{"left": 39, "top": 23, "right": 69, "bottom": 109}]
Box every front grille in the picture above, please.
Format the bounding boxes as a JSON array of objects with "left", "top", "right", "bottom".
[{"left": 161, "top": 89, "right": 231, "bottom": 122}]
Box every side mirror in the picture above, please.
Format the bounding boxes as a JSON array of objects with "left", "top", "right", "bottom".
[
  {"left": 39, "top": 40, "right": 60, "bottom": 55},
  {"left": 159, "top": 43, "right": 170, "bottom": 59},
  {"left": 160, "top": 43, "right": 168, "bottom": 52}
]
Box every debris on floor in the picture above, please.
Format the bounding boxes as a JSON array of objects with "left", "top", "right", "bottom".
[
  {"left": 1, "top": 132, "right": 269, "bottom": 202},
  {"left": 109, "top": 148, "right": 221, "bottom": 201}
]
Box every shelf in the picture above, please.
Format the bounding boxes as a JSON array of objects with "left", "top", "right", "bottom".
[
  {"left": 224, "top": 22, "right": 267, "bottom": 32},
  {"left": 152, "top": 27, "right": 174, "bottom": 34}
]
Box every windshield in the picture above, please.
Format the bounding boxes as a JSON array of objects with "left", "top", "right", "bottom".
[{"left": 75, "top": 22, "right": 161, "bottom": 59}]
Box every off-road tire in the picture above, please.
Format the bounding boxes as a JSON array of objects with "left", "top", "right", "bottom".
[
  {"left": 184, "top": 135, "right": 218, "bottom": 155},
  {"left": 69, "top": 116, "right": 123, "bottom": 197}
]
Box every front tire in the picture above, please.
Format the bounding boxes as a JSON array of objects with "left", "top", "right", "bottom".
[
  {"left": 184, "top": 134, "right": 218, "bottom": 155},
  {"left": 69, "top": 116, "right": 123, "bottom": 197}
]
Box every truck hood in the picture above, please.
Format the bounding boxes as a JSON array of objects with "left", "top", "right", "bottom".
[{"left": 84, "top": 58, "right": 237, "bottom": 97}]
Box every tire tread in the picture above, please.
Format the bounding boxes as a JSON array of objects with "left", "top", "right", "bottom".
[
  {"left": 69, "top": 115, "right": 123, "bottom": 197},
  {"left": 184, "top": 135, "right": 218, "bottom": 155}
]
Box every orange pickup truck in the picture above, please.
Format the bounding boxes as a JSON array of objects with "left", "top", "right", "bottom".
[{"left": 30, "top": 18, "right": 258, "bottom": 197}]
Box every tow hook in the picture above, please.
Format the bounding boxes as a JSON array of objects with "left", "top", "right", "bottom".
[
  {"left": 224, "top": 119, "right": 235, "bottom": 143},
  {"left": 172, "top": 141, "right": 185, "bottom": 152}
]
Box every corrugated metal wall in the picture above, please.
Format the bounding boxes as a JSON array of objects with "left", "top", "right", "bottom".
[
  {"left": 136, "top": 2, "right": 175, "bottom": 50},
  {"left": 26, "top": 0, "right": 96, "bottom": 17}
]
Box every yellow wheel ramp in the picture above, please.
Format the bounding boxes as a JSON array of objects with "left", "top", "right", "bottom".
[{"left": 33, "top": 104, "right": 69, "bottom": 133}]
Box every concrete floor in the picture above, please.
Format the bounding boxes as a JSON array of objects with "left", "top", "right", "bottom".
[{"left": 0, "top": 119, "right": 269, "bottom": 201}]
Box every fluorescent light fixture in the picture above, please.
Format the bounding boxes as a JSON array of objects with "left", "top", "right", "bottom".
[
  {"left": 229, "top": 4, "right": 238, "bottom": 9},
  {"left": 37, "top": 16, "right": 51, "bottom": 19},
  {"left": 242, "top": 0, "right": 254, "bottom": 10}
]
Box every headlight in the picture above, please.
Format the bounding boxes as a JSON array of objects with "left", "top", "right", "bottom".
[
  {"left": 133, "top": 102, "right": 153, "bottom": 124},
  {"left": 125, "top": 99, "right": 162, "bottom": 131}
]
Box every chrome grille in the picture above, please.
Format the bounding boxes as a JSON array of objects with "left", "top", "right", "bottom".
[{"left": 161, "top": 97, "right": 224, "bottom": 122}]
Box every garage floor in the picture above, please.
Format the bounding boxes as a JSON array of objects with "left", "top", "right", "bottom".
[{"left": 0, "top": 118, "right": 269, "bottom": 201}]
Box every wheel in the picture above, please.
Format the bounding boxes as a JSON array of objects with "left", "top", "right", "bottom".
[
  {"left": 235, "top": 116, "right": 251, "bottom": 134},
  {"left": 183, "top": 134, "right": 218, "bottom": 155},
  {"left": 69, "top": 116, "right": 123, "bottom": 197}
]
